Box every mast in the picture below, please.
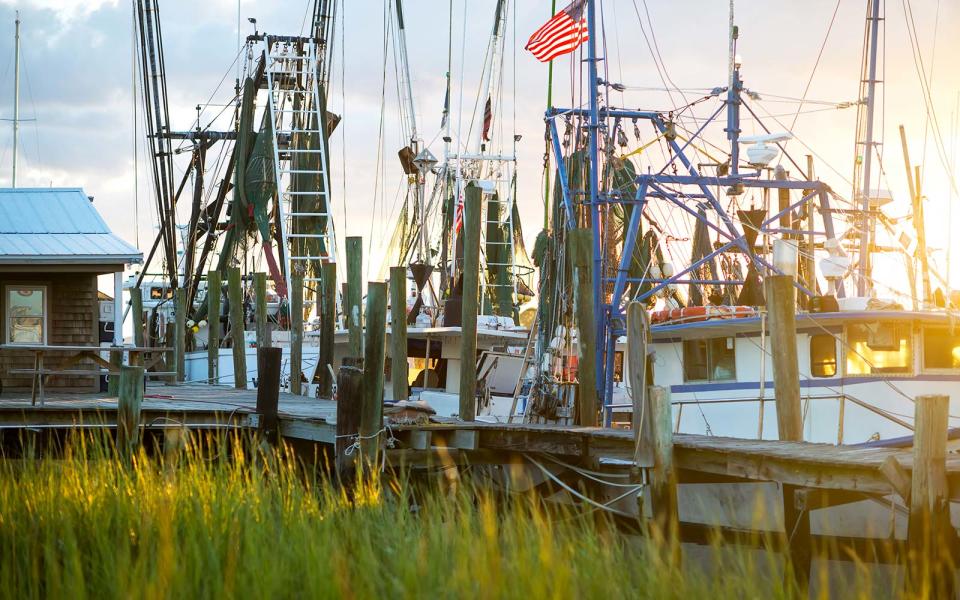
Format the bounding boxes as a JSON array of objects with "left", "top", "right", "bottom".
[
  {"left": 585, "top": 0, "right": 604, "bottom": 412},
  {"left": 856, "top": 0, "right": 882, "bottom": 296},
  {"left": 12, "top": 11, "right": 19, "bottom": 188}
]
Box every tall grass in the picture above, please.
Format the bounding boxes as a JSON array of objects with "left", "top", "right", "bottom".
[{"left": 0, "top": 432, "right": 883, "bottom": 599}]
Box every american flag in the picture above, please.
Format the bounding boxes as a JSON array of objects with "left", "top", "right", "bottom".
[{"left": 524, "top": 0, "right": 589, "bottom": 63}]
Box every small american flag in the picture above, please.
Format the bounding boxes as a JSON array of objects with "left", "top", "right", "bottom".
[{"left": 524, "top": 0, "right": 588, "bottom": 63}]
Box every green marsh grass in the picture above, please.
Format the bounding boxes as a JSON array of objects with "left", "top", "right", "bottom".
[{"left": 0, "top": 431, "right": 910, "bottom": 598}]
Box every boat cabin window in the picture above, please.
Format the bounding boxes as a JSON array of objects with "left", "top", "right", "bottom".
[
  {"left": 845, "top": 322, "right": 912, "bottom": 375},
  {"left": 5, "top": 285, "right": 47, "bottom": 344},
  {"left": 683, "top": 337, "right": 736, "bottom": 382},
  {"left": 810, "top": 334, "right": 837, "bottom": 378},
  {"left": 922, "top": 326, "right": 960, "bottom": 370}
]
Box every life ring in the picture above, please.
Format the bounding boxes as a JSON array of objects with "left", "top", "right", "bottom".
[{"left": 649, "top": 305, "right": 756, "bottom": 325}]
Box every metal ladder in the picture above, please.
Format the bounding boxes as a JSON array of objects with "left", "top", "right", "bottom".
[{"left": 263, "top": 35, "right": 338, "bottom": 297}]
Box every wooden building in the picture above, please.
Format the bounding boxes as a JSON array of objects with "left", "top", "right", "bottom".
[{"left": 0, "top": 188, "right": 142, "bottom": 391}]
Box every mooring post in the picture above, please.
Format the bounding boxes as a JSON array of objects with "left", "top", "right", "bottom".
[
  {"left": 117, "top": 365, "right": 144, "bottom": 461},
  {"left": 766, "top": 273, "right": 802, "bottom": 440},
  {"left": 361, "top": 281, "right": 387, "bottom": 463},
  {"left": 346, "top": 236, "right": 363, "bottom": 357},
  {"left": 336, "top": 358, "right": 364, "bottom": 479},
  {"left": 290, "top": 272, "right": 304, "bottom": 395},
  {"left": 174, "top": 287, "right": 186, "bottom": 382},
  {"left": 907, "top": 394, "right": 956, "bottom": 597},
  {"left": 389, "top": 267, "right": 409, "bottom": 401},
  {"left": 255, "top": 347, "right": 282, "bottom": 446},
  {"left": 206, "top": 270, "right": 221, "bottom": 384},
  {"left": 649, "top": 385, "right": 679, "bottom": 564},
  {"left": 459, "top": 182, "right": 481, "bottom": 421},
  {"left": 107, "top": 350, "right": 123, "bottom": 397},
  {"left": 227, "top": 267, "right": 247, "bottom": 389},
  {"left": 131, "top": 286, "right": 145, "bottom": 351},
  {"left": 766, "top": 258, "right": 810, "bottom": 591},
  {"left": 318, "top": 261, "right": 337, "bottom": 398},
  {"left": 627, "top": 302, "right": 653, "bottom": 466},
  {"left": 254, "top": 272, "right": 270, "bottom": 349},
  {"left": 568, "top": 228, "right": 598, "bottom": 426}
]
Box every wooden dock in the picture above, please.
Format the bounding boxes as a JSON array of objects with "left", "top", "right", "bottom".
[
  {"left": 0, "top": 383, "right": 950, "bottom": 499},
  {"left": 0, "top": 382, "right": 956, "bottom": 593}
]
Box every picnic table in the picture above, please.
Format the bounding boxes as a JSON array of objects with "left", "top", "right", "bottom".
[{"left": 0, "top": 344, "right": 173, "bottom": 406}]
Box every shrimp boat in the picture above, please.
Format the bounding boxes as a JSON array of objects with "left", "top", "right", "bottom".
[
  {"left": 522, "top": 0, "right": 960, "bottom": 444},
  {"left": 130, "top": 0, "right": 535, "bottom": 414}
]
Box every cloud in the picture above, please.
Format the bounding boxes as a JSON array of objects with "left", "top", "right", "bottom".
[{"left": 0, "top": 0, "right": 118, "bottom": 23}]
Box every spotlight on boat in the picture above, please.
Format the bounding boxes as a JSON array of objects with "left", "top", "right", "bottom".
[{"left": 739, "top": 132, "right": 792, "bottom": 167}]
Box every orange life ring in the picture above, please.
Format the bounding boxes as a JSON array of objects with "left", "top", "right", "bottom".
[{"left": 649, "top": 305, "right": 756, "bottom": 325}]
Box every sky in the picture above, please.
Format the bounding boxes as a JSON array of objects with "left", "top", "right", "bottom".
[{"left": 0, "top": 0, "right": 957, "bottom": 301}]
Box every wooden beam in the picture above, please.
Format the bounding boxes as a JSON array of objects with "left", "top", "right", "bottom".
[
  {"left": 131, "top": 286, "right": 145, "bottom": 350},
  {"left": 389, "top": 266, "right": 409, "bottom": 402},
  {"left": 626, "top": 302, "right": 653, "bottom": 467},
  {"left": 361, "top": 281, "right": 387, "bottom": 462},
  {"left": 650, "top": 385, "right": 678, "bottom": 558},
  {"left": 227, "top": 267, "right": 247, "bottom": 390},
  {"left": 568, "top": 228, "right": 598, "bottom": 426},
  {"left": 459, "top": 183, "right": 481, "bottom": 421},
  {"left": 317, "top": 261, "right": 337, "bottom": 398},
  {"left": 290, "top": 272, "right": 304, "bottom": 395},
  {"left": 907, "top": 394, "right": 956, "bottom": 597},
  {"left": 253, "top": 272, "right": 270, "bottom": 349},
  {"left": 345, "top": 237, "right": 363, "bottom": 357},
  {"left": 336, "top": 357, "right": 364, "bottom": 480},
  {"left": 117, "top": 365, "right": 144, "bottom": 462},
  {"left": 174, "top": 288, "right": 186, "bottom": 382},
  {"left": 206, "top": 270, "right": 221, "bottom": 385},
  {"left": 255, "top": 347, "right": 281, "bottom": 446},
  {"left": 766, "top": 273, "right": 802, "bottom": 440}
]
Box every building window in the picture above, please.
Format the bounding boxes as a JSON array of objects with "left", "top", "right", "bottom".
[
  {"left": 846, "top": 322, "right": 912, "bottom": 375},
  {"left": 6, "top": 285, "right": 46, "bottom": 344},
  {"left": 683, "top": 337, "right": 736, "bottom": 382},
  {"left": 810, "top": 334, "right": 837, "bottom": 378},
  {"left": 922, "top": 326, "right": 960, "bottom": 371}
]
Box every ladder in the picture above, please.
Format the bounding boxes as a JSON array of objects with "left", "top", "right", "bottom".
[{"left": 263, "top": 35, "right": 338, "bottom": 298}]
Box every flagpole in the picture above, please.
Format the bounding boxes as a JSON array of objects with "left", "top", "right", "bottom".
[{"left": 543, "top": 0, "right": 556, "bottom": 230}]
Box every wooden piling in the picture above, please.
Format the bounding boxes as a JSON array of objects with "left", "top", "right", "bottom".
[
  {"left": 765, "top": 274, "right": 802, "bottom": 440},
  {"left": 336, "top": 358, "right": 364, "bottom": 479},
  {"left": 317, "top": 261, "right": 337, "bottom": 397},
  {"left": 131, "top": 286, "right": 145, "bottom": 349},
  {"left": 626, "top": 302, "right": 653, "bottom": 466},
  {"left": 346, "top": 236, "right": 363, "bottom": 357},
  {"left": 206, "top": 270, "right": 221, "bottom": 384},
  {"left": 117, "top": 365, "right": 144, "bottom": 460},
  {"left": 906, "top": 394, "right": 956, "bottom": 597},
  {"left": 766, "top": 273, "right": 809, "bottom": 590},
  {"left": 254, "top": 272, "right": 270, "bottom": 349},
  {"left": 459, "top": 182, "right": 481, "bottom": 421},
  {"left": 255, "top": 347, "right": 282, "bottom": 446},
  {"left": 649, "top": 385, "right": 679, "bottom": 564},
  {"left": 227, "top": 267, "right": 247, "bottom": 389},
  {"left": 389, "top": 267, "right": 409, "bottom": 402},
  {"left": 290, "top": 272, "right": 304, "bottom": 395},
  {"left": 174, "top": 287, "right": 186, "bottom": 382},
  {"left": 107, "top": 350, "right": 122, "bottom": 397},
  {"left": 568, "top": 228, "right": 598, "bottom": 427},
  {"left": 361, "top": 281, "right": 387, "bottom": 461}
]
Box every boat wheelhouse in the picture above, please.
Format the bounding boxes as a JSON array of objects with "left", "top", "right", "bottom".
[{"left": 605, "top": 309, "right": 960, "bottom": 444}]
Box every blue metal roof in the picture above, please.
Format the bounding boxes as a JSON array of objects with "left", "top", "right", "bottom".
[{"left": 0, "top": 188, "right": 142, "bottom": 265}]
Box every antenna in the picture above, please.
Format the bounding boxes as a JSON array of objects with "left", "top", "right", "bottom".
[{"left": 12, "top": 11, "right": 20, "bottom": 187}]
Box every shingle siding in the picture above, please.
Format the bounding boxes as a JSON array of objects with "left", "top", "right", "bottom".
[{"left": 1, "top": 273, "right": 99, "bottom": 391}]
